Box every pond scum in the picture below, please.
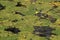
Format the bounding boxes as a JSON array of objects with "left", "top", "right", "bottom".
[{"left": 0, "top": 0, "right": 60, "bottom": 40}]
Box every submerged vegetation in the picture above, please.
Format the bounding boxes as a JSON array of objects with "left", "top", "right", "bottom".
[{"left": 0, "top": 0, "right": 60, "bottom": 40}]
